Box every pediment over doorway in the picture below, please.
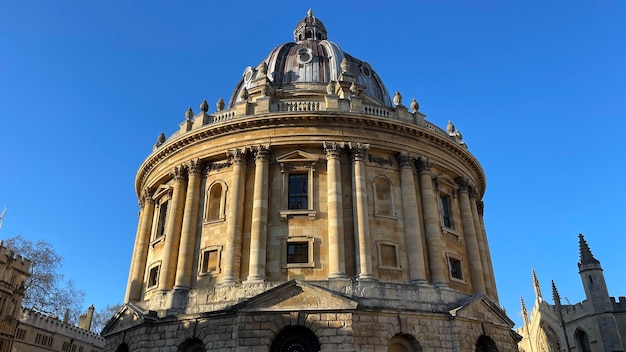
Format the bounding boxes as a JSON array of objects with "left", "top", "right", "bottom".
[{"left": 450, "top": 294, "right": 514, "bottom": 327}]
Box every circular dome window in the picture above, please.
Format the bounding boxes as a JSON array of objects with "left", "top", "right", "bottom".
[
  {"left": 297, "top": 48, "right": 313, "bottom": 64},
  {"left": 243, "top": 67, "right": 254, "bottom": 82},
  {"left": 360, "top": 64, "right": 371, "bottom": 78}
]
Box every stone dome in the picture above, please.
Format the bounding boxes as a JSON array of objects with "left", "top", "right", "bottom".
[{"left": 229, "top": 11, "right": 392, "bottom": 108}]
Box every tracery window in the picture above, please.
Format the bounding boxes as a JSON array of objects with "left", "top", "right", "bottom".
[{"left": 575, "top": 330, "right": 591, "bottom": 352}]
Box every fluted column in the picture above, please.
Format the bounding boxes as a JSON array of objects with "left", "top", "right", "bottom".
[
  {"left": 158, "top": 166, "right": 187, "bottom": 292},
  {"left": 324, "top": 142, "right": 346, "bottom": 279},
  {"left": 456, "top": 177, "right": 486, "bottom": 294},
  {"left": 247, "top": 145, "right": 270, "bottom": 283},
  {"left": 397, "top": 152, "right": 426, "bottom": 283},
  {"left": 416, "top": 157, "right": 445, "bottom": 285},
  {"left": 125, "top": 189, "right": 154, "bottom": 302},
  {"left": 477, "top": 201, "right": 499, "bottom": 302},
  {"left": 350, "top": 142, "right": 373, "bottom": 280},
  {"left": 174, "top": 160, "right": 203, "bottom": 290},
  {"left": 221, "top": 148, "right": 247, "bottom": 285}
]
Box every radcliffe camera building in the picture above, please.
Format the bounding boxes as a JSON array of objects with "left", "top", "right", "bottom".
[{"left": 102, "top": 12, "right": 518, "bottom": 351}]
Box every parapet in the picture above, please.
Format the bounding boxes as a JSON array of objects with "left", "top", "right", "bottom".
[
  {"left": 611, "top": 296, "right": 626, "bottom": 312},
  {"left": 0, "top": 242, "right": 32, "bottom": 275}
]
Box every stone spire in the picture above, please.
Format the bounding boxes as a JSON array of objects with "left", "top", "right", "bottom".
[
  {"left": 551, "top": 280, "right": 562, "bottom": 308},
  {"left": 532, "top": 268, "right": 542, "bottom": 300},
  {"left": 578, "top": 233, "right": 600, "bottom": 266}
]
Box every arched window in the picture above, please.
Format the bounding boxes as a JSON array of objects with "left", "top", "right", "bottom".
[
  {"left": 115, "top": 343, "right": 129, "bottom": 352},
  {"left": 270, "top": 325, "right": 320, "bottom": 352},
  {"left": 372, "top": 175, "right": 395, "bottom": 217},
  {"left": 538, "top": 322, "right": 561, "bottom": 352},
  {"left": 475, "top": 335, "right": 498, "bottom": 352},
  {"left": 575, "top": 330, "right": 591, "bottom": 352},
  {"left": 388, "top": 334, "right": 421, "bottom": 352},
  {"left": 205, "top": 181, "right": 227, "bottom": 222},
  {"left": 178, "top": 338, "right": 205, "bottom": 352}
]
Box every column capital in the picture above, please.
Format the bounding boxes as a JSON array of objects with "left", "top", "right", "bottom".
[
  {"left": 396, "top": 151, "right": 414, "bottom": 169},
  {"left": 476, "top": 200, "right": 484, "bottom": 217},
  {"left": 172, "top": 165, "right": 188, "bottom": 182},
  {"left": 348, "top": 142, "right": 369, "bottom": 161},
  {"left": 455, "top": 177, "right": 473, "bottom": 193},
  {"left": 252, "top": 145, "right": 270, "bottom": 162},
  {"left": 227, "top": 147, "right": 247, "bottom": 164},
  {"left": 188, "top": 159, "right": 203, "bottom": 176},
  {"left": 323, "top": 141, "right": 344, "bottom": 159},
  {"left": 416, "top": 157, "right": 434, "bottom": 173},
  {"left": 139, "top": 188, "right": 155, "bottom": 208}
]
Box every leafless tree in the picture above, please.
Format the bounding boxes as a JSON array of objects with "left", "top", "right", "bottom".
[
  {"left": 91, "top": 303, "right": 123, "bottom": 334},
  {"left": 4, "top": 235, "right": 85, "bottom": 324}
]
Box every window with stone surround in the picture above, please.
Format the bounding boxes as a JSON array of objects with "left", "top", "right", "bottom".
[
  {"left": 376, "top": 241, "right": 400, "bottom": 270},
  {"left": 205, "top": 180, "right": 227, "bottom": 222},
  {"left": 435, "top": 177, "right": 458, "bottom": 232},
  {"left": 151, "top": 185, "right": 172, "bottom": 242},
  {"left": 439, "top": 194, "right": 453, "bottom": 229},
  {"left": 199, "top": 246, "right": 222, "bottom": 275},
  {"left": 282, "top": 236, "right": 315, "bottom": 268},
  {"left": 277, "top": 150, "right": 318, "bottom": 220},
  {"left": 146, "top": 262, "right": 161, "bottom": 289},
  {"left": 446, "top": 254, "right": 464, "bottom": 282}
]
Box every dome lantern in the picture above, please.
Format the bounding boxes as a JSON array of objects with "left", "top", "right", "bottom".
[{"left": 293, "top": 9, "right": 327, "bottom": 42}]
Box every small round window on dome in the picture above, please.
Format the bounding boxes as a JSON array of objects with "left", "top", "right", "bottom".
[
  {"left": 360, "top": 65, "right": 371, "bottom": 78},
  {"left": 243, "top": 67, "right": 254, "bottom": 82},
  {"left": 297, "top": 48, "right": 313, "bottom": 64}
]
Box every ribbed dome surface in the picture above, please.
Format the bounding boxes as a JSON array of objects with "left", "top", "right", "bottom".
[{"left": 229, "top": 12, "right": 392, "bottom": 108}]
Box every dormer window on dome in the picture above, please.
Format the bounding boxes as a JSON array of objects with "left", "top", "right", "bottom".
[{"left": 293, "top": 9, "right": 327, "bottom": 41}]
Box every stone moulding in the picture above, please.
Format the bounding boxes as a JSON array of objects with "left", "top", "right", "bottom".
[{"left": 135, "top": 112, "right": 485, "bottom": 198}]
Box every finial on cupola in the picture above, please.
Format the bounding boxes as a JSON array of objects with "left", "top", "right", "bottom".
[
  {"left": 185, "top": 107, "right": 193, "bottom": 121},
  {"left": 410, "top": 98, "right": 419, "bottom": 113},
  {"left": 200, "top": 99, "right": 209, "bottom": 113},
  {"left": 216, "top": 98, "right": 225, "bottom": 111},
  {"left": 240, "top": 87, "right": 249, "bottom": 100},
  {"left": 308, "top": 8, "right": 313, "bottom": 17}
]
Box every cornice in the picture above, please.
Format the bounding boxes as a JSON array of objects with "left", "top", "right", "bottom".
[{"left": 135, "top": 112, "right": 486, "bottom": 197}]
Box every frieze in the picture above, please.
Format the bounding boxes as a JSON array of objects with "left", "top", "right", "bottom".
[
  {"left": 367, "top": 154, "right": 394, "bottom": 167},
  {"left": 208, "top": 161, "right": 232, "bottom": 172}
]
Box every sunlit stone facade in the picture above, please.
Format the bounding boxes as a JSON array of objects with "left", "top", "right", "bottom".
[{"left": 103, "top": 11, "right": 518, "bottom": 352}]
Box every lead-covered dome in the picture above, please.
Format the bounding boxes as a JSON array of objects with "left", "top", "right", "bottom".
[{"left": 229, "top": 11, "right": 392, "bottom": 108}]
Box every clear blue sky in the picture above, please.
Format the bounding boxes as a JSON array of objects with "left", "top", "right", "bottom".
[{"left": 1, "top": 1, "right": 625, "bottom": 328}]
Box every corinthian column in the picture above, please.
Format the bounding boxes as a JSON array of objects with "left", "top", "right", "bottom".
[
  {"left": 350, "top": 142, "right": 373, "bottom": 280},
  {"left": 470, "top": 191, "right": 494, "bottom": 298},
  {"left": 477, "top": 200, "right": 499, "bottom": 302},
  {"left": 158, "top": 166, "right": 187, "bottom": 292},
  {"left": 324, "top": 142, "right": 346, "bottom": 279},
  {"left": 174, "top": 159, "right": 203, "bottom": 290},
  {"left": 220, "top": 148, "right": 247, "bottom": 285},
  {"left": 397, "top": 152, "right": 426, "bottom": 284},
  {"left": 456, "top": 177, "right": 486, "bottom": 294},
  {"left": 416, "top": 157, "right": 445, "bottom": 285},
  {"left": 125, "top": 189, "right": 154, "bottom": 302},
  {"left": 246, "top": 145, "right": 270, "bottom": 283}
]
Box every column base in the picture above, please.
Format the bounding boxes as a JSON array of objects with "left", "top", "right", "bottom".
[
  {"left": 244, "top": 277, "right": 266, "bottom": 284},
  {"left": 328, "top": 273, "right": 347, "bottom": 280},
  {"left": 356, "top": 274, "right": 375, "bottom": 281},
  {"left": 409, "top": 279, "right": 428, "bottom": 285}
]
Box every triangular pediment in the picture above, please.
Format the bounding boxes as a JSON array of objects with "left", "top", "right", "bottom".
[
  {"left": 450, "top": 295, "right": 514, "bottom": 327},
  {"left": 276, "top": 150, "right": 319, "bottom": 163},
  {"left": 237, "top": 280, "right": 358, "bottom": 312},
  {"left": 100, "top": 303, "right": 157, "bottom": 337}
]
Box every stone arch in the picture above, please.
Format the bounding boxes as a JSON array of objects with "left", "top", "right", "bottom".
[
  {"left": 537, "top": 322, "right": 561, "bottom": 352},
  {"left": 115, "top": 343, "right": 129, "bottom": 352},
  {"left": 475, "top": 335, "right": 498, "bottom": 352},
  {"left": 270, "top": 325, "right": 320, "bottom": 352},
  {"left": 371, "top": 174, "right": 395, "bottom": 217},
  {"left": 178, "top": 338, "right": 206, "bottom": 352},
  {"left": 388, "top": 333, "right": 421, "bottom": 352},
  {"left": 205, "top": 180, "right": 227, "bottom": 221},
  {"left": 575, "top": 329, "right": 591, "bottom": 352}
]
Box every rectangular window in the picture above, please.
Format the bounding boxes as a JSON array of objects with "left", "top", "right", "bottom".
[
  {"left": 288, "top": 173, "right": 308, "bottom": 209},
  {"left": 287, "top": 242, "right": 309, "bottom": 264},
  {"left": 379, "top": 243, "right": 398, "bottom": 268},
  {"left": 15, "top": 328, "right": 26, "bottom": 341},
  {"left": 439, "top": 195, "right": 453, "bottom": 228},
  {"left": 148, "top": 265, "right": 159, "bottom": 288},
  {"left": 449, "top": 257, "right": 463, "bottom": 280},
  {"left": 201, "top": 250, "right": 219, "bottom": 274},
  {"left": 155, "top": 201, "right": 169, "bottom": 238}
]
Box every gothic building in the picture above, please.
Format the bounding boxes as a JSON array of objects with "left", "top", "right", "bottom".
[
  {"left": 516, "top": 235, "right": 626, "bottom": 352},
  {"left": 0, "top": 242, "right": 29, "bottom": 352},
  {"left": 102, "top": 11, "right": 518, "bottom": 351}
]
